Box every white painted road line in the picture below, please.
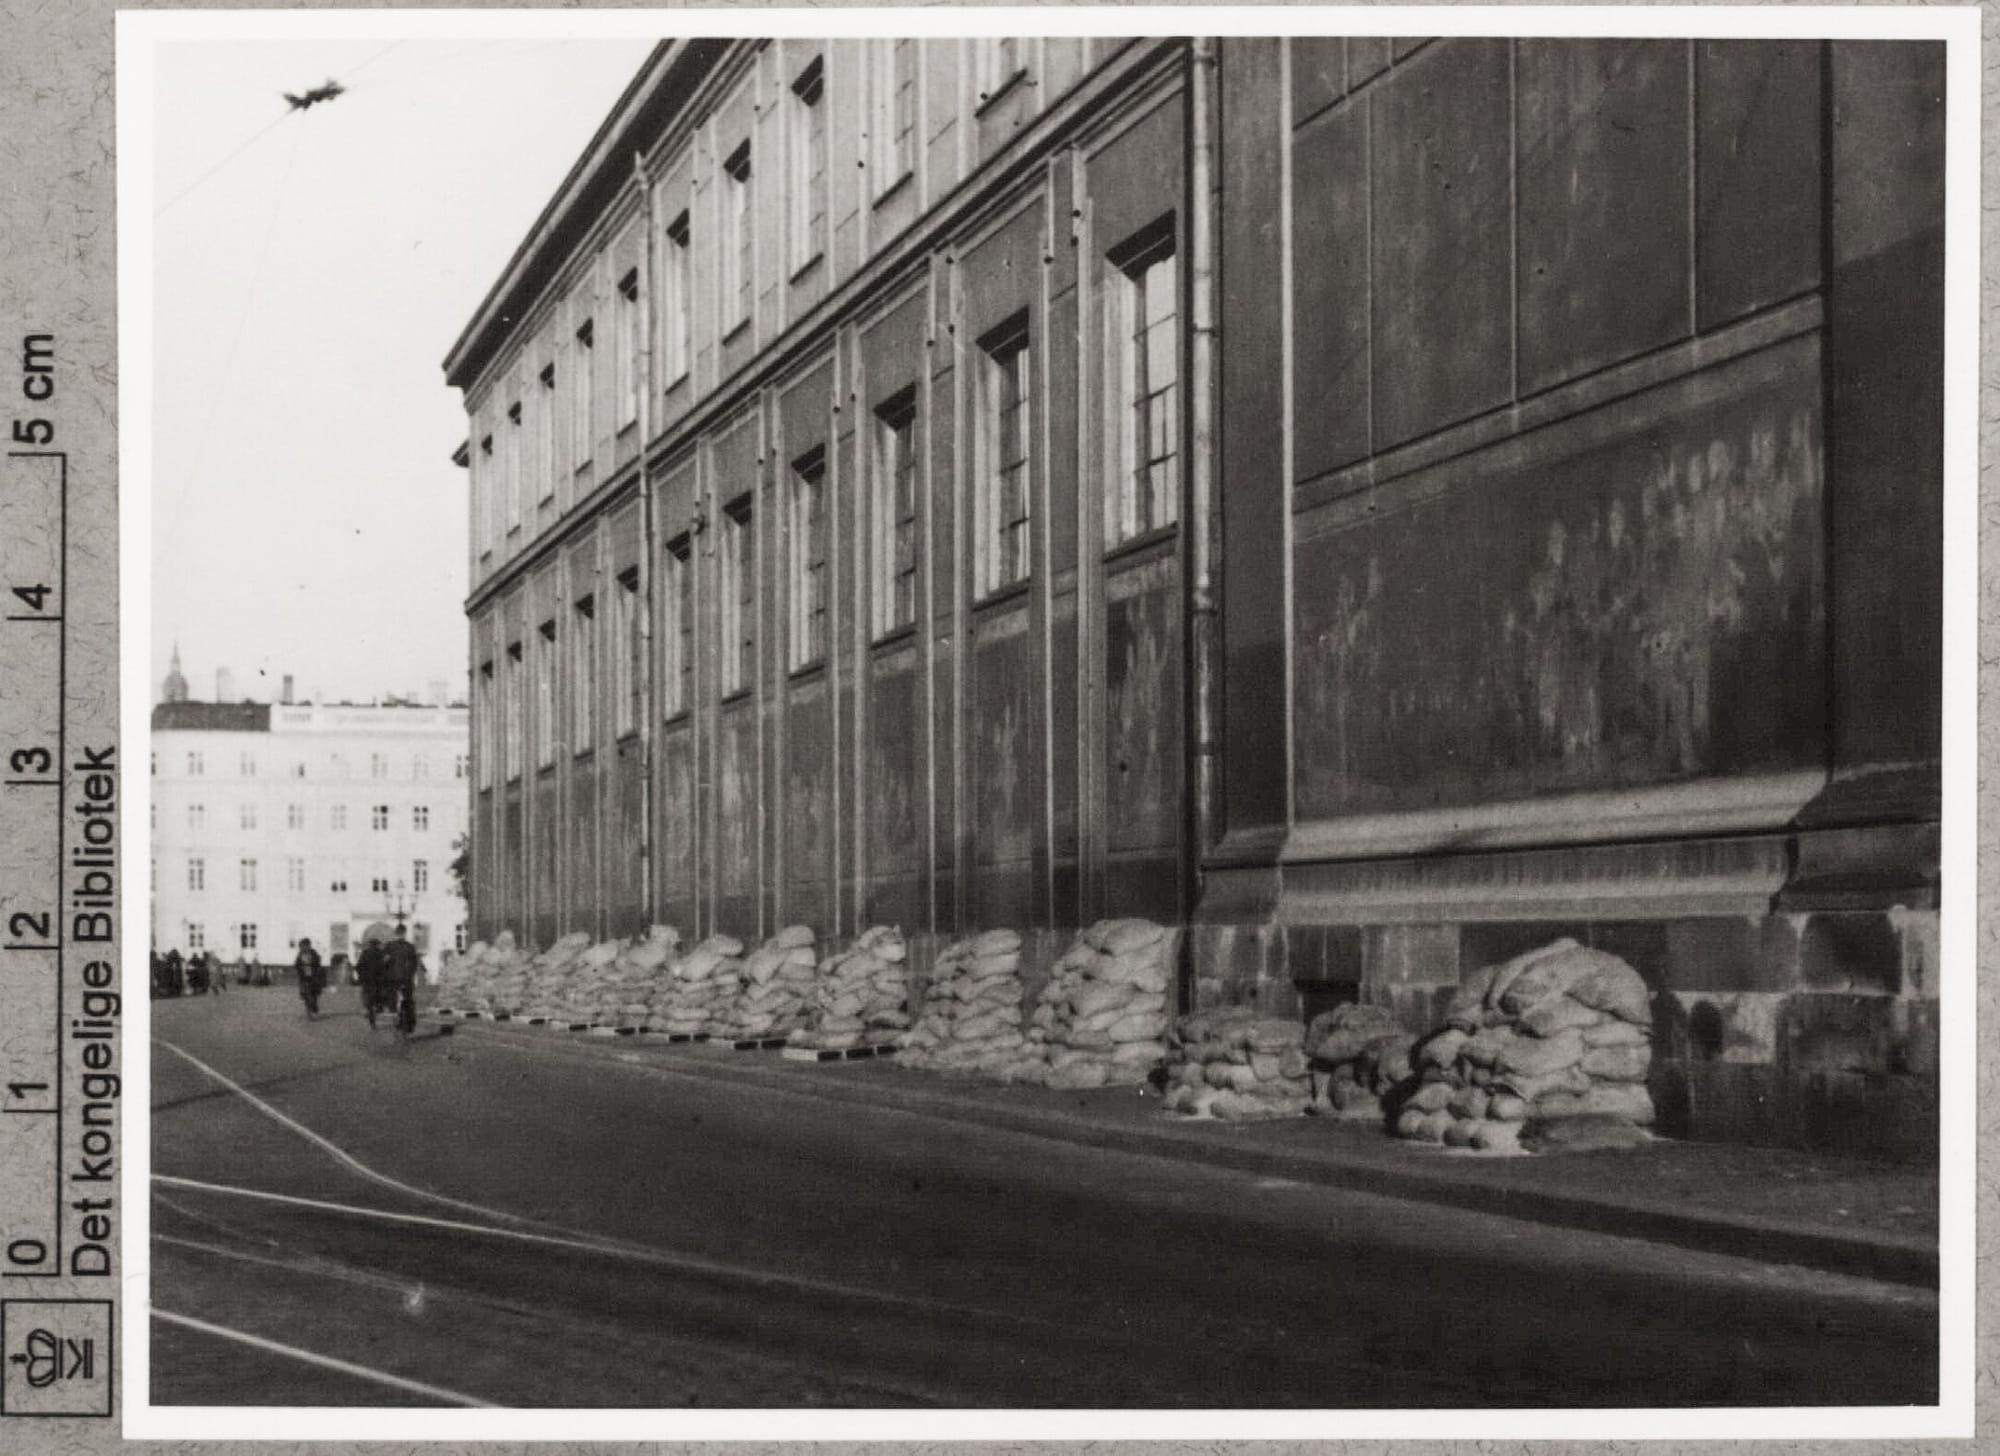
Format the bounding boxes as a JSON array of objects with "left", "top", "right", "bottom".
[{"left": 150, "top": 1307, "right": 497, "bottom": 1407}]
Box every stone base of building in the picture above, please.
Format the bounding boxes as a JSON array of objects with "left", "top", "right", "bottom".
[{"left": 1179, "top": 906, "right": 1939, "bottom": 1164}]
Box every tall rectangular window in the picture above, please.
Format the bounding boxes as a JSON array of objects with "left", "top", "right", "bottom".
[
  {"left": 188, "top": 857, "right": 205, "bottom": 893},
  {"left": 662, "top": 211, "right": 691, "bottom": 385},
  {"left": 240, "top": 802, "right": 257, "bottom": 831},
  {"left": 872, "top": 389, "right": 919, "bottom": 636},
  {"left": 615, "top": 269, "right": 640, "bottom": 430},
  {"left": 505, "top": 643, "right": 525, "bottom": 780},
  {"left": 722, "top": 142, "right": 752, "bottom": 333},
  {"left": 789, "top": 58, "right": 827, "bottom": 273},
  {"left": 1107, "top": 228, "right": 1180, "bottom": 543},
  {"left": 287, "top": 857, "right": 306, "bottom": 892},
  {"left": 572, "top": 319, "right": 595, "bottom": 469},
  {"left": 372, "top": 804, "right": 390, "bottom": 831},
  {"left": 975, "top": 318, "right": 1033, "bottom": 597},
  {"left": 370, "top": 752, "right": 387, "bottom": 779},
  {"left": 788, "top": 449, "right": 828, "bottom": 670},
  {"left": 240, "top": 751, "right": 257, "bottom": 776},
  {"left": 571, "top": 595, "right": 596, "bottom": 751},
  {"left": 413, "top": 859, "right": 430, "bottom": 893},
  {"left": 538, "top": 363, "right": 558, "bottom": 501},
  {"left": 188, "top": 751, "right": 204, "bottom": 776},
  {"left": 332, "top": 804, "right": 347, "bottom": 831},
  {"left": 871, "top": 40, "right": 918, "bottom": 192},
  {"left": 506, "top": 400, "right": 524, "bottom": 533},
  {"left": 535, "top": 619, "right": 557, "bottom": 767},
  {"left": 287, "top": 803, "right": 304, "bottom": 830},
  {"left": 187, "top": 803, "right": 205, "bottom": 831},
  {"left": 720, "top": 497, "right": 754, "bottom": 696},
  {"left": 479, "top": 435, "right": 496, "bottom": 551},
  {"left": 614, "top": 568, "right": 641, "bottom": 736},
  {"left": 477, "top": 661, "right": 496, "bottom": 788},
  {"left": 414, "top": 805, "right": 431, "bottom": 832},
  {"left": 240, "top": 858, "right": 258, "bottom": 892},
  {"left": 662, "top": 534, "right": 693, "bottom": 717},
  {"left": 455, "top": 753, "right": 469, "bottom": 780},
  {"left": 239, "top": 923, "right": 259, "bottom": 953}
]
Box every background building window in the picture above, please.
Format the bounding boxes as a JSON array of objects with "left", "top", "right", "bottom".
[
  {"left": 455, "top": 923, "right": 468, "bottom": 953},
  {"left": 370, "top": 752, "right": 387, "bottom": 779},
  {"left": 414, "top": 805, "right": 431, "bottom": 831},
  {"left": 615, "top": 568, "right": 641, "bottom": 736},
  {"left": 188, "top": 857, "right": 205, "bottom": 892},
  {"left": 413, "top": 755, "right": 429, "bottom": 780},
  {"left": 871, "top": 40, "right": 918, "bottom": 191},
  {"left": 789, "top": 58, "right": 827, "bottom": 272},
  {"left": 240, "top": 751, "right": 257, "bottom": 776},
  {"left": 187, "top": 751, "right": 204, "bottom": 775},
  {"left": 372, "top": 876, "right": 390, "bottom": 895},
  {"left": 536, "top": 618, "right": 558, "bottom": 767},
  {"left": 287, "top": 857, "right": 306, "bottom": 892},
  {"left": 789, "top": 449, "right": 828, "bottom": 669},
  {"left": 662, "top": 535, "right": 693, "bottom": 717},
  {"left": 287, "top": 803, "right": 304, "bottom": 830},
  {"left": 720, "top": 497, "right": 754, "bottom": 696},
  {"left": 292, "top": 760, "right": 307, "bottom": 778},
  {"left": 616, "top": 270, "right": 640, "bottom": 429},
  {"left": 371, "top": 804, "right": 390, "bottom": 831},
  {"left": 975, "top": 318, "right": 1033, "bottom": 597},
  {"left": 873, "top": 389, "right": 919, "bottom": 636},
  {"left": 187, "top": 803, "right": 205, "bottom": 831},
  {"left": 332, "top": 804, "right": 347, "bottom": 831},
  {"left": 185, "top": 921, "right": 205, "bottom": 952},
  {"left": 722, "top": 142, "right": 753, "bottom": 332},
  {"left": 239, "top": 802, "right": 257, "bottom": 831},
  {"left": 571, "top": 596, "right": 597, "bottom": 752},
  {"left": 1108, "top": 228, "right": 1180, "bottom": 543},
  {"left": 663, "top": 210, "right": 691, "bottom": 385},
  {"left": 456, "top": 752, "right": 470, "bottom": 780},
  {"left": 239, "top": 858, "right": 257, "bottom": 892},
  {"left": 413, "top": 859, "right": 430, "bottom": 893},
  {"left": 239, "top": 923, "right": 259, "bottom": 954},
  {"left": 572, "top": 318, "right": 594, "bottom": 470}
]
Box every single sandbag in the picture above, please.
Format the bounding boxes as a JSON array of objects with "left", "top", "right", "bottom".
[
  {"left": 1567, "top": 957, "right": 1653, "bottom": 1026},
  {"left": 1405, "top": 1081, "right": 1453, "bottom": 1114},
  {"left": 1492, "top": 1064, "right": 1592, "bottom": 1101},
  {"left": 1497, "top": 945, "right": 1605, "bottom": 1017},
  {"left": 1495, "top": 1027, "right": 1586, "bottom": 1078},
  {"left": 1518, "top": 995, "right": 1606, "bottom": 1039},
  {"left": 1579, "top": 1044, "right": 1652, "bottom": 1082},
  {"left": 1582, "top": 1018, "right": 1650, "bottom": 1048},
  {"left": 1533, "top": 1083, "right": 1655, "bottom": 1124},
  {"left": 1486, "top": 1092, "right": 1529, "bottom": 1122},
  {"left": 1522, "top": 1113, "right": 1651, "bottom": 1152},
  {"left": 1471, "top": 1119, "right": 1525, "bottom": 1154}
]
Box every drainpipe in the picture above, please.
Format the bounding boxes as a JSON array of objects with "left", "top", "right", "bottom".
[
  {"left": 1186, "top": 37, "right": 1221, "bottom": 911},
  {"left": 636, "top": 149, "right": 659, "bottom": 931}
]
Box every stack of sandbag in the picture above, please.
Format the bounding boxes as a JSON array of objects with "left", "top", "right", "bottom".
[
  {"left": 1303, "top": 1002, "right": 1417, "bottom": 1121},
  {"left": 1394, "top": 939, "right": 1656, "bottom": 1154},
  {"left": 1019, "top": 918, "right": 1176, "bottom": 1089},
  {"left": 720, "top": 927, "right": 819, "bottom": 1040},
  {"left": 592, "top": 927, "right": 678, "bottom": 1028},
  {"left": 789, "top": 926, "right": 910, "bottom": 1052},
  {"left": 1162, "top": 1009, "right": 1311, "bottom": 1119},
  {"left": 448, "top": 930, "right": 533, "bottom": 1014},
  {"left": 652, "top": 933, "right": 745, "bottom": 1037},
  {"left": 898, "top": 929, "right": 1028, "bottom": 1076}
]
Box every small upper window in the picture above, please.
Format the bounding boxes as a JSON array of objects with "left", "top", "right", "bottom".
[
  {"left": 788, "top": 58, "right": 828, "bottom": 274},
  {"left": 722, "top": 142, "right": 753, "bottom": 332}
]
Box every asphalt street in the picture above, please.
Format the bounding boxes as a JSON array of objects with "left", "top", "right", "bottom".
[{"left": 150, "top": 984, "right": 1937, "bottom": 1409}]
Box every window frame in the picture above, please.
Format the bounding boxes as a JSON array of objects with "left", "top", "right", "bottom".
[
  {"left": 535, "top": 618, "right": 558, "bottom": 768},
  {"left": 719, "top": 495, "right": 755, "bottom": 698},
  {"left": 615, "top": 269, "right": 641, "bottom": 431},
  {"left": 662, "top": 210, "right": 692, "bottom": 387},
  {"left": 788, "top": 58, "right": 828, "bottom": 277},
  {"left": 570, "top": 594, "right": 597, "bottom": 756},
  {"left": 1105, "top": 221, "right": 1182, "bottom": 547},
  {"left": 871, "top": 387, "right": 920, "bottom": 639},
  {"left": 614, "top": 567, "right": 642, "bottom": 738},
  {"left": 661, "top": 533, "right": 695, "bottom": 719},
  {"left": 722, "top": 141, "right": 753, "bottom": 336},
  {"left": 571, "top": 318, "right": 595, "bottom": 474},
  {"left": 538, "top": 362, "right": 558, "bottom": 503},
  {"left": 870, "top": 39, "right": 918, "bottom": 198},
  {"left": 788, "top": 447, "right": 829, "bottom": 671},
  {"left": 974, "top": 315, "right": 1034, "bottom": 600}
]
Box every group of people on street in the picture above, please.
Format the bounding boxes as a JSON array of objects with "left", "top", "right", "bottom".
[
  {"left": 151, "top": 947, "right": 227, "bottom": 998},
  {"left": 292, "top": 926, "right": 420, "bottom": 1034}
]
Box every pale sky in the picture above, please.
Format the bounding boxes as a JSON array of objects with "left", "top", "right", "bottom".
[{"left": 149, "top": 36, "right": 657, "bottom": 706}]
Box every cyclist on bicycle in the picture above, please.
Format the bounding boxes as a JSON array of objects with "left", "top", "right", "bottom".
[{"left": 385, "top": 924, "right": 421, "bottom": 1035}]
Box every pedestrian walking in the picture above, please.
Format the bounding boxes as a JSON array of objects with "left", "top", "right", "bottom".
[
  {"left": 164, "top": 948, "right": 185, "bottom": 997},
  {"left": 356, "top": 935, "right": 388, "bottom": 1029},
  {"left": 294, "top": 937, "right": 326, "bottom": 1018}
]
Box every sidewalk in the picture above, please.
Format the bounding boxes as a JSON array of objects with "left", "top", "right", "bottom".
[{"left": 432, "top": 1011, "right": 1939, "bottom": 1290}]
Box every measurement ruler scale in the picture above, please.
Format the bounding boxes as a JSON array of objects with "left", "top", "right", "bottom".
[{"left": 0, "top": 332, "right": 117, "bottom": 1420}]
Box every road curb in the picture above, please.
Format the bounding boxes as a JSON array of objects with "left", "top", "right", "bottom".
[{"left": 442, "top": 1017, "right": 1937, "bottom": 1290}]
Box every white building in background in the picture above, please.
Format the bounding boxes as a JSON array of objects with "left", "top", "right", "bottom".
[{"left": 151, "top": 698, "right": 471, "bottom": 965}]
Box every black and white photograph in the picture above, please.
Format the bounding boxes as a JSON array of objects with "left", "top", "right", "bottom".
[{"left": 123, "top": 9, "right": 1974, "bottom": 1439}]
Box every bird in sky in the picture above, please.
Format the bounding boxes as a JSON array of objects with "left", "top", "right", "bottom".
[{"left": 282, "top": 79, "right": 346, "bottom": 111}]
